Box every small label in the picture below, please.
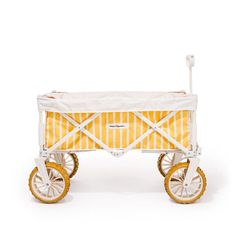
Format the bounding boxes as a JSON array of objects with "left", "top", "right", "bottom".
[{"left": 107, "top": 123, "right": 129, "bottom": 129}]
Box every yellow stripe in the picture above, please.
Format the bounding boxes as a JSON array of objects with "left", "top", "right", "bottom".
[
  {"left": 129, "top": 112, "right": 134, "bottom": 146},
  {"left": 67, "top": 113, "right": 74, "bottom": 149},
  {"left": 81, "top": 113, "right": 86, "bottom": 149},
  {"left": 112, "top": 112, "right": 116, "bottom": 148},
  {"left": 176, "top": 111, "right": 181, "bottom": 147},
  {"left": 122, "top": 112, "right": 127, "bottom": 148},
  {"left": 46, "top": 112, "right": 51, "bottom": 147},
  {"left": 78, "top": 113, "right": 82, "bottom": 149},
  {"left": 54, "top": 113, "right": 60, "bottom": 145},
  {"left": 115, "top": 112, "right": 121, "bottom": 149},
  {"left": 74, "top": 113, "right": 79, "bottom": 150},
  {"left": 149, "top": 111, "right": 154, "bottom": 149},
  {"left": 120, "top": 113, "right": 123, "bottom": 149},
  {"left": 102, "top": 113, "right": 107, "bottom": 146},
  {"left": 155, "top": 111, "right": 160, "bottom": 149},
  {"left": 142, "top": 112, "right": 148, "bottom": 149},
  {"left": 162, "top": 111, "right": 168, "bottom": 149},
  {"left": 168, "top": 113, "right": 175, "bottom": 149},
  {"left": 126, "top": 112, "right": 130, "bottom": 146},
  {"left": 107, "top": 112, "right": 112, "bottom": 148},
  {"left": 135, "top": 113, "right": 141, "bottom": 149},
  {"left": 86, "top": 113, "right": 93, "bottom": 149},
  {"left": 94, "top": 115, "right": 100, "bottom": 149},
  {"left": 146, "top": 112, "right": 150, "bottom": 149},
  {"left": 183, "top": 111, "right": 189, "bottom": 148}
]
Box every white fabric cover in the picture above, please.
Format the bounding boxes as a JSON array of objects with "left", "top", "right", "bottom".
[{"left": 37, "top": 91, "right": 197, "bottom": 113}]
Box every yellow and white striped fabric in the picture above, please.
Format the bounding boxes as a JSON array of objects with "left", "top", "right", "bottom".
[{"left": 45, "top": 111, "right": 190, "bottom": 150}]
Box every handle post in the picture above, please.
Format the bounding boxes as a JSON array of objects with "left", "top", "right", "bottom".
[{"left": 186, "top": 55, "right": 195, "bottom": 94}]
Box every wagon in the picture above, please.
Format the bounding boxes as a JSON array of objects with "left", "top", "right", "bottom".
[{"left": 29, "top": 55, "right": 206, "bottom": 204}]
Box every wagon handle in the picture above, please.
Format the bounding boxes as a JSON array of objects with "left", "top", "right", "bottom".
[{"left": 186, "top": 55, "right": 195, "bottom": 94}]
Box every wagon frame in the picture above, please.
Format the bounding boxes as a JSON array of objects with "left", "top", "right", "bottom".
[{"left": 29, "top": 55, "right": 206, "bottom": 204}]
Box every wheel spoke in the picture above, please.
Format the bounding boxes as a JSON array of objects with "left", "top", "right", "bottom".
[
  {"left": 52, "top": 185, "right": 62, "bottom": 195},
  {"left": 50, "top": 186, "right": 56, "bottom": 197},
  {"left": 163, "top": 160, "right": 171, "bottom": 164},
  {"left": 173, "top": 185, "right": 182, "bottom": 194},
  {"left": 162, "top": 163, "right": 171, "bottom": 167},
  {"left": 65, "top": 163, "right": 74, "bottom": 166},
  {"left": 35, "top": 175, "right": 43, "bottom": 181},
  {"left": 163, "top": 167, "right": 170, "bottom": 171},
  {"left": 57, "top": 180, "right": 64, "bottom": 189},
  {"left": 48, "top": 170, "right": 52, "bottom": 179},
  {"left": 46, "top": 187, "right": 51, "bottom": 197},
  {"left": 171, "top": 182, "right": 182, "bottom": 189},
  {"left": 187, "top": 186, "right": 193, "bottom": 196},
  {"left": 185, "top": 188, "right": 189, "bottom": 197},
  {"left": 52, "top": 176, "right": 63, "bottom": 181},
  {"left": 36, "top": 183, "right": 45, "bottom": 188},
  {"left": 171, "top": 176, "right": 182, "bottom": 182},
  {"left": 66, "top": 159, "right": 73, "bottom": 163},
  {"left": 65, "top": 166, "right": 73, "bottom": 172},
  {"left": 192, "top": 176, "right": 200, "bottom": 182}
]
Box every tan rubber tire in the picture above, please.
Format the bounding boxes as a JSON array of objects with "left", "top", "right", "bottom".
[
  {"left": 157, "top": 154, "right": 170, "bottom": 177},
  {"left": 164, "top": 162, "right": 207, "bottom": 204},
  {"left": 29, "top": 162, "right": 70, "bottom": 204},
  {"left": 68, "top": 153, "right": 79, "bottom": 178}
]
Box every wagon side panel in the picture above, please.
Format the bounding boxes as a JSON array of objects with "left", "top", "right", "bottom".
[{"left": 45, "top": 111, "right": 190, "bottom": 151}]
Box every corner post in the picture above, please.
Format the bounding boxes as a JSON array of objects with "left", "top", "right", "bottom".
[{"left": 38, "top": 110, "right": 45, "bottom": 156}]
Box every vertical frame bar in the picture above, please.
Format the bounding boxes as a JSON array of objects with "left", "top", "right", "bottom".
[
  {"left": 38, "top": 110, "right": 45, "bottom": 155},
  {"left": 191, "top": 110, "right": 197, "bottom": 152}
]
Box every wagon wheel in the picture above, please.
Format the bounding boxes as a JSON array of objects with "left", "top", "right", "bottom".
[
  {"left": 164, "top": 163, "right": 206, "bottom": 204},
  {"left": 29, "top": 162, "right": 70, "bottom": 203},
  {"left": 48, "top": 153, "right": 79, "bottom": 178},
  {"left": 157, "top": 153, "right": 189, "bottom": 177}
]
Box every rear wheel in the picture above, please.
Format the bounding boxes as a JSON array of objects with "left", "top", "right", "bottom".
[
  {"left": 29, "top": 162, "right": 70, "bottom": 203},
  {"left": 48, "top": 153, "right": 79, "bottom": 178},
  {"left": 164, "top": 163, "right": 206, "bottom": 204},
  {"left": 157, "top": 153, "right": 189, "bottom": 177},
  {"left": 158, "top": 154, "right": 173, "bottom": 177}
]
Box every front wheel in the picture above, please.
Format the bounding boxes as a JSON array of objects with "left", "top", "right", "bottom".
[
  {"left": 29, "top": 162, "right": 70, "bottom": 203},
  {"left": 164, "top": 163, "right": 206, "bottom": 204}
]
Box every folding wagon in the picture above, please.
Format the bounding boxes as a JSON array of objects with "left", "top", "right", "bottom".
[{"left": 29, "top": 55, "right": 206, "bottom": 204}]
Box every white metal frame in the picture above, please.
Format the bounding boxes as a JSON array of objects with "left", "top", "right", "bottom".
[{"left": 35, "top": 55, "right": 200, "bottom": 186}]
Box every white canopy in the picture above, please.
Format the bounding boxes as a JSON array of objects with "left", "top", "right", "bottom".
[{"left": 37, "top": 91, "right": 197, "bottom": 113}]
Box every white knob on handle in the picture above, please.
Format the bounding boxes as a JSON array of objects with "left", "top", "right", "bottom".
[{"left": 186, "top": 55, "right": 195, "bottom": 68}]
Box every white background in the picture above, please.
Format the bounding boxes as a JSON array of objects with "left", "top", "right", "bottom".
[{"left": 0, "top": 0, "right": 235, "bottom": 235}]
